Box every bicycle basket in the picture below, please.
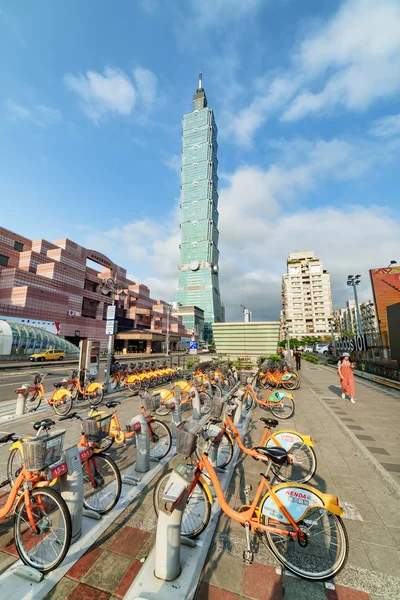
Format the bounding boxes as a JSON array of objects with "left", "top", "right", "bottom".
[
  {"left": 23, "top": 430, "right": 66, "bottom": 471},
  {"left": 194, "top": 374, "right": 204, "bottom": 387},
  {"left": 176, "top": 423, "right": 198, "bottom": 457},
  {"left": 142, "top": 392, "right": 161, "bottom": 411},
  {"left": 239, "top": 371, "right": 252, "bottom": 385},
  {"left": 211, "top": 398, "right": 225, "bottom": 418},
  {"left": 82, "top": 414, "right": 112, "bottom": 443}
]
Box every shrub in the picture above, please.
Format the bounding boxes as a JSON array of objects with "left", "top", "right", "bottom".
[
  {"left": 302, "top": 353, "right": 319, "bottom": 364},
  {"left": 257, "top": 356, "right": 267, "bottom": 366},
  {"left": 268, "top": 353, "right": 282, "bottom": 362}
]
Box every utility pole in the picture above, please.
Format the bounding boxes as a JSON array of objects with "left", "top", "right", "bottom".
[{"left": 347, "top": 275, "right": 363, "bottom": 335}]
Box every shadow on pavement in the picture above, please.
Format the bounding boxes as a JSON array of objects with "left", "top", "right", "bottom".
[{"left": 329, "top": 385, "right": 343, "bottom": 398}]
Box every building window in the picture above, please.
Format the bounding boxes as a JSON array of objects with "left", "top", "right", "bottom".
[
  {"left": 14, "top": 241, "right": 24, "bottom": 252},
  {"left": 0, "top": 254, "right": 9, "bottom": 267}
]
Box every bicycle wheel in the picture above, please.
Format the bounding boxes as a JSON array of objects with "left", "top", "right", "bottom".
[
  {"left": 155, "top": 404, "right": 171, "bottom": 416},
  {"left": 272, "top": 444, "right": 317, "bottom": 484},
  {"left": 70, "top": 386, "right": 79, "bottom": 401},
  {"left": 282, "top": 379, "right": 297, "bottom": 390},
  {"left": 153, "top": 469, "right": 211, "bottom": 538},
  {"left": 257, "top": 375, "right": 268, "bottom": 390},
  {"left": 269, "top": 396, "right": 295, "bottom": 419},
  {"left": 14, "top": 486, "right": 72, "bottom": 574},
  {"left": 110, "top": 376, "right": 120, "bottom": 391},
  {"left": 264, "top": 507, "right": 348, "bottom": 580},
  {"left": 25, "top": 391, "right": 41, "bottom": 411},
  {"left": 89, "top": 387, "right": 104, "bottom": 406},
  {"left": 141, "top": 377, "right": 150, "bottom": 391},
  {"left": 7, "top": 447, "right": 23, "bottom": 488},
  {"left": 82, "top": 453, "right": 121, "bottom": 514},
  {"left": 195, "top": 430, "right": 233, "bottom": 468},
  {"left": 212, "top": 384, "right": 222, "bottom": 399},
  {"left": 148, "top": 419, "right": 172, "bottom": 459},
  {"left": 243, "top": 391, "right": 254, "bottom": 411},
  {"left": 199, "top": 391, "right": 212, "bottom": 415},
  {"left": 52, "top": 393, "right": 73, "bottom": 416},
  {"left": 128, "top": 378, "right": 141, "bottom": 394},
  {"left": 98, "top": 436, "right": 115, "bottom": 451}
]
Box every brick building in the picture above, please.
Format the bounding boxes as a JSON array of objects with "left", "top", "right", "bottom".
[{"left": 0, "top": 227, "right": 190, "bottom": 353}]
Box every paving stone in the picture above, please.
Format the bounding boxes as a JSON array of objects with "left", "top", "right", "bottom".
[
  {"left": 355, "top": 435, "right": 375, "bottom": 441},
  {"left": 108, "top": 526, "right": 149, "bottom": 558},
  {"left": 113, "top": 559, "right": 142, "bottom": 597},
  {"left": 44, "top": 577, "right": 78, "bottom": 600},
  {"left": 379, "top": 462, "right": 400, "bottom": 473},
  {"left": 196, "top": 583, "right": 240, "bottom": 600},
  {"left": 203, "top": 552, "right": 244, "bottom": 595},
  {"left": 67, "top": 546, "right": 104, "bottom": 581},
  {"left": 66, "top": 582, "right": 110, "bottom": 600},
  {"left": 242, "top": 563, "right": 281, "bottom": 600},
  {"left": 282, "top": 574, "right": 326, "bottom": 599},
  {"left": 326, "top": 586, "right": 371, "bottom": 599},
  {"left": 0, "top": 550, "right": 16, "bottom": 575},
  {"left": 82, "top": 550, "right": 132, "bottom": 593},
  {"left": 347, "top": 426, "right": 364, "bottom": 431},
  {"left": 362, "top": 542, "right": 400, "bottom": 577}
]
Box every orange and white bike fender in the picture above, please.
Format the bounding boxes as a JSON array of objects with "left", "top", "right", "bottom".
[
  {"left": 267, "top": 430, "right": 314, "bottom": 450},
  {"left": 155, "top": 389, "right": 175, "bottom": 402},
  {"left": 87, "top": 382, "right": 103, "bottom": 393},
  {"left": 198, "top": 475, "right": 214, "bottom": 505},
  {"left": 260, "top": 482, "right": 344, "bottom": 524},
  {"left": 174, "top": 380, "right": 192, "bottom": 393}
]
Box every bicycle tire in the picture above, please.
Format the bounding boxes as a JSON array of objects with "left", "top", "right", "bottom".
[
  {"left": 270, "top": 396, "right": 295, "bottom": 419},
  {"left": 257, "top": 375, "right": 268, "bottom": 390},
  {"left": 141, "top": 377, "right": 150, "bottom": 391},
  {"left": 14, "top": 486, "right": 72, "bottom": 573},
  {"left": 153, "top": 468, "right": 211, "bottom": 538},
  {"left": 272, "top": 444, "right": 317, "bottom": 484},
  {"left": 212, "top": 384, "right": 222, "bottom": 399},
  {"left": 82, "top": 453, "right": 121, "bottom": 514},
  {"left": 243, "top": 392, "right": 254, "bottom": 412},
  {"left": 89, "top": 387, "right": 104, "bottom": 406},
  {"left": 199, "top": 391, "right": 212, "bottom": 415},
  {"left": 155, "top": 405, "right": 171, "bottom": 416},
  {"left": 148, "top": 419, "right": 172, "bottom": 459},
  {"left": 25, "top": 390, "right": 41, "bottom": 412},
  {"left": 98, "top": 436, "right": 115, "bottom": 451},
  {"left": 128, "top": 378, "right": 141, "bottom": 394},
  {"left": 52, "top": 393, "right": 73, "bottom": 416},
  {"left": 7, "top": 447, "right": 23, "bottom": 489},
  {"left": 195, "top": 430, "right": 233, "bottom": 468},
  {"left": 110, "top": 377, "right": 120, "bottom": 391},
  {"left": 263, "top": 507, "right": 348, "bottom": 580},
  {"left": 70, "top": 386, "right": 79, "bottom": 401}
]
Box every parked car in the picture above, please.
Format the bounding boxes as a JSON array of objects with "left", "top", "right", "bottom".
[
  {"left": 304, "top": 346, "right": 314, "bottom": 353},
  {"left": 315, "top": 344, "right": 333, "bottom": 355},
  {"left": 29, "top": 348, "right": 65, "bottom": 362}
]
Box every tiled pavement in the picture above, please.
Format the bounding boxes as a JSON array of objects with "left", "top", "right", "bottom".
[{"left": 1, "top": 366, "right": 400, "bottom": 599}]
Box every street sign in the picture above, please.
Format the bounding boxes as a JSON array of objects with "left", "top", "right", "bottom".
[
  {"left": 106, "top": 305, "right": 116, "bottom": 320},
  {"left": 189, "top": 341, "right": 198, "bottom": 354},
  {"left": 105, "top": 320, "right": 115, "bottom": 335},
  {"left": 74, "top": 330, "right": 80, "bottom": 337}
]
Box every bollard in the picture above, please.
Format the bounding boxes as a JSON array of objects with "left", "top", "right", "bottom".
[
  {"left": 191, "top": 386, "right": 201, "bottom": 421},
  {"left": 167, "top": 398, "right": 182, "bottom": 441},
  {"left": 154, "top": 467, "right": 194, "bottom": 581},
  {"left": 123, "top": 412, "right": 150, "bottom": 485},
  {"left": 233, "top": 390, "right": 245, "bottom": 426},
  {"left": 14, "top": 384, "right": 29, "bottom": 416}
]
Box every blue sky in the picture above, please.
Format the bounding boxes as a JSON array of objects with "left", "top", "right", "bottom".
[{"left": 1, "top": 0, "right": 400, "bottom": 320}]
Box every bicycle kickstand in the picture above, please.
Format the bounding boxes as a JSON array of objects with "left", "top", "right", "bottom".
[{"left": 243, "top": 521, "right": 254, "bottom": 565}]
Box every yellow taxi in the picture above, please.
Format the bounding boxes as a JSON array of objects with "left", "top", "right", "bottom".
[{"left": 29, "top": 348, "right": 65, "bottom": 362}]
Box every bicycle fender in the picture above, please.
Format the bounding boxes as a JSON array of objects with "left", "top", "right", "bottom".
[
  {"left": 173, "top": 380, "right": 192, "bottom": 393},
  {"left": 260, "top": 482, "right": 344, "bottom": 524},
  {"left": 156, "top": 389, "right": 175, "bottom": 401},
  {"left": 10, "top": 440, "right": 25, "bottom": 454},
  {"left": 266, "top": 431, "right": 314, "bottom": 450},
  {"left": 198, "top": 475, "right": 214, "bottom": 505},
  {"left": 87, "top": 383, "right": 102, "bottom": 393}
]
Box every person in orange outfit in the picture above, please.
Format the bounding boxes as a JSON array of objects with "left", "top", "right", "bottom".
[{"left": 337, "top": 353, "right": 355, "bottom": 403}]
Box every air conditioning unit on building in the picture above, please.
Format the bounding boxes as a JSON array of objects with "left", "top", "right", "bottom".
[{"left": 67, "top": 310, "right": 81, "bottom": 317}]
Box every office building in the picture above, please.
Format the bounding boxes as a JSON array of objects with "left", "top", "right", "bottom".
[
  {"left": 176, "top": 73, "right": 223, "bottom": 342},
  {"left": 281, "top": 251, "right": 333, "bottom": 337}
]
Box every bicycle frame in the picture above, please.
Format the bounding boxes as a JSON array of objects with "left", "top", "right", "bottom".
[
  {"left": 244, "top": 384, "right": 292, "bottom": 409},
  {"left": 69, "top": 376, "right": 103, "bottom": 397}
]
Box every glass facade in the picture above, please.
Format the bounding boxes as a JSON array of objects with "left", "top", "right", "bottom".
[
  {"left": 7, "top": 322, "right": 79, "bottom": 356},
  {"left": 177, "top": 77, "right": 223, "bottom": 342}
]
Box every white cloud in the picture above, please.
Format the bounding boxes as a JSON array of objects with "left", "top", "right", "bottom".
[
  {"left": 133, "top": 67, "right": 157, "bottom": 109},
  {"left": 370, "top": 114, "right": 400, "bottom": 138},
  {"left": 163, "top": 154, "right": 181, "bottom": 174},
  {"left": 227, "top": 0, "right": 400, "bottom": 144},
  {"left": 63, "top": 67, "right": 136, "bottom": 122},
  {"left": 7, "top": 100, "right": 61, "bottom": 126}
]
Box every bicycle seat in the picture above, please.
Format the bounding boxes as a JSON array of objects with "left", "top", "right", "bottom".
[
  {"left": 88, "top": 376, "right": 96, "bottom": 382},
  {"left": 53, "top": 382, "right": 64, "bottom": 389},
  {"left": 209, "top": 418, "right": 223, "bottom": 425},
  {"left": 260, "top": 418, "right": 279, "bottom": 428},
  {"left": 33, "top": 418, "right": 55, "bottom": 431},
  {"left": 254, "top": 446, "right": 287, "bottom": 465},
  {"left": 59, "top": 412, "right": 80, "bottom": 421},
  {"left": 105, "top": 401, "right": 120, "bottom": 408}
]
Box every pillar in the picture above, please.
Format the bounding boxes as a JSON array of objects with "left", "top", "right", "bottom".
[{"left": 146, "top": 340, "right": 152, "bottom": 354}]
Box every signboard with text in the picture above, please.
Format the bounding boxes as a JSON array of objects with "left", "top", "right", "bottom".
[
  {"left": 189, "top": 341, "right": 198, "bottom": 354},
  {"left": 106, "top": 305, "right": 116, "bottom": 321},
  {"left": 105, "top": 320, "right": 115, "bottom": 335}
]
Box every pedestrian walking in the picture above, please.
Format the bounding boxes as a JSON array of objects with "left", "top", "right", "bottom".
[
  {"left": 337, "top": 352, "right": 355, "bottom": 403},
  {"left": 294, "top": 349, "right": 301, "bottom": 371}
]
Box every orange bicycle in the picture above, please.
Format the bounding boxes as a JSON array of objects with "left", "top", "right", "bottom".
[
  {"left": 239, "top": 373, "right": 295, "bottom": 418},
  {"left": 16, "top": 372, "right": 73, "bottom": 416},
  {"left": 65, "top": 369, "right": 104, "bottom": 405},
  {"left": 0, "top": 429, "right": 72, "bottom": 573},
  {"left": 87, "top": 397, "right": 172, "bottom": 459},
  {"left": 154, "top": 378, "right": 212, "bottom": 417},
  {"left": 154, "top": 422, "right": 348, "bottom": 581}
]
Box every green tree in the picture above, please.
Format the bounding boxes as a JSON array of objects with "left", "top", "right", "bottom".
[{"left": 278, "top": 338, "right": 302, "bottom": 349}]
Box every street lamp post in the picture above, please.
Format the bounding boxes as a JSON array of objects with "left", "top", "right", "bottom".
[
  {"left": 329, "top": 319, "right": 336, "bottom": 356},
  {"left": 347, "top": 275, "right": 363, "bottom": 336},
  {"left": 102, "top": 275, "right": 127, "bottom": 393},
  {"left": 165, "top": 304, "right": 172, "bottom": 356}
]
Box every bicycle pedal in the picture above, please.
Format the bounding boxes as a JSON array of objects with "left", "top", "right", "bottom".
[{"left": 243, "top": 550, "right": 254, "bottom": 565}]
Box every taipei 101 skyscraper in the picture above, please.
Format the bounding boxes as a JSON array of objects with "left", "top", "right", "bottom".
[{"left": 176, "top": 74, "right": 223, "bottom": 342}]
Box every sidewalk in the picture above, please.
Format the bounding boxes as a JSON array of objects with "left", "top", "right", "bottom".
[{"left": 2, "top": 366, "right": 400, "bottom": 599}]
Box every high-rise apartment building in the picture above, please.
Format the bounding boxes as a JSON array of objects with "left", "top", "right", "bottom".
[
  {"left": 176, "top": 74, "right": 223, "bottom": 342},
  {"left": 282, "top": 251, "right": 333, "bottom": 337},
  {"left": 336, "top": 300, "right": 378, "bottom": 336}
]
